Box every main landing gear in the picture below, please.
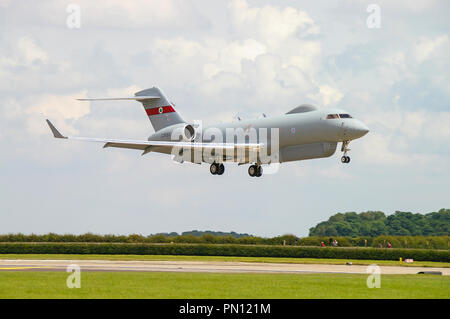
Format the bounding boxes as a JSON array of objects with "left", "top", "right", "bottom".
[
  {"left": 210, "top": 163, "right": 225, "bottom": 175},
  {"left": 341, "top": 140, "right": 351, "bottom": 164},
  {"left": 248, "top": 164, "right": 263, "bottom": 177},
  {"left": 341, "top": 155, "right": 350, "bottom": 163}
]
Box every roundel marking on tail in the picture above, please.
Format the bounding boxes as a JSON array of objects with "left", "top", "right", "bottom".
[{"left": 145, "top": 105, "right": 176, "bottom": 116}]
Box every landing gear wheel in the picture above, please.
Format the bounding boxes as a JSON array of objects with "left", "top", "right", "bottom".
[
  {"left": 256, "top": 166, "right": 263, "bottom": 177},
  {"left": 248, "top": 165, "right": 257, "bottom": 177},
  {"left": 248, "top": 165, "right": 262, "bottom": 177},
  {"left": 217, "top": 164, "right": 225, "bottom": 175},
  {"left": 341, "top": 156, "right": 350, "bottom": 163},
  {"left": 210, "top": 163, "right": 219, "bottom": 175}
]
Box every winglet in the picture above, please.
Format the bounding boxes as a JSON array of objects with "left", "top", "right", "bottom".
[{"left": 46, "top": 120, "right": 67, "bottom": 139}]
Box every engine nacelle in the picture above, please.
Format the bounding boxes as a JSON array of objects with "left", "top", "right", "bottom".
[{"left": 182, "top": 124, "right": 196, "bottom": 141}]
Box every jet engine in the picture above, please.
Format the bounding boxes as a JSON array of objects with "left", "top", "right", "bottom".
[{"left": 182, "top": 124, "right": 196, "bottom": 141}]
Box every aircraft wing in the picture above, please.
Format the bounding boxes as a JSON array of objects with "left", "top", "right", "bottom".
[{"left": 46, "top": 120, "right": 261, "bottom": 154}]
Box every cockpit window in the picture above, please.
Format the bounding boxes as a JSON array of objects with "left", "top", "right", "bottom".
[{"left": 326, "top": 114, "right": 353, "bottom": 119}]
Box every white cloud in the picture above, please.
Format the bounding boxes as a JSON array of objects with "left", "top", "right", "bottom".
[
  {"left": 105, "top": 85, "right": 143, "bottom": 97},
  {"left": 149, "top": 35, "right": 320, "bottom": 111},
  {"left": 30, "top": 93, "right": 89, "bottom": 122},
  {"left": 414, "top": 34, "right": 448, "bottom": 63},
  {"left": 287, "top": 41, "right": 322, "bottom": 76},
  {"left": 203, "top": 39, "right": 266, "bottom": 78},
  {"left": 308, "top": 85, "right": 344, "bottom": 107},
  {"left": 421, "top": 112, "right": 450, "bottom": 140},
  {"left": 1, "top": 92, "right": 89, "bottom": 138},
  {"left": 364, "top": 109, "right": 450, "bottom": 142},
  {"left": 139, "top": 0, "right": 324, "bottom": 113},
  {"left": 399, "top": 111, "right": 427, "bottom": 138},
  {"left": 200, "top": 72, "right": 245, "bottom": 99},
  {"left": 149, "top": 38, "right": 213, "bottom": 85},
  {"left": 17, "top": 37, "right": 48, "bottom": 65},
  {"left": 376, "top": 51, "right": 413, "bottom": 85},
  {"left": 229, "top": 0, "right": 321, "bottom": 76},
  {"left": 0, "top": 37, "right": 48, "bottom": 69},
  {"left": 358, "top": 108, "right": 450, "bottom": 169},
  {"left": 276, "top": 66, "right": 313, "bottom": 90},
  {"left": 360, "top": 132, "right": 440, "bottom": 166},
  {"left": 150, "top": 37, "right": 268, "bottom": 83},
  {"left": 19, "top": 0, "right": 204, "bottom": 29},
  {"left": 229, "top": 0, "right": 318, "bottom": 48}
]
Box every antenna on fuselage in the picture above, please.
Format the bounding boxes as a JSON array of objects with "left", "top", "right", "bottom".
[{"left": 233, "top": 113, "right": 244, "bottom": 122}]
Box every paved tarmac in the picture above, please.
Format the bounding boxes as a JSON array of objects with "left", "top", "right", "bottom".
[{"left": 0, "top": 259, "right": 448, "bottom": 275}]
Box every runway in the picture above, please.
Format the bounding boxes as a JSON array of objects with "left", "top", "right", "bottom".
[{"left": 0, "top": 259, "right": 448, "bottom": 275}]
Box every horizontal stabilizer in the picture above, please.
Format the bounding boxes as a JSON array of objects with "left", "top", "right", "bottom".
[{"left": 77, "top": 96, "right": 160, "bottom": 101}]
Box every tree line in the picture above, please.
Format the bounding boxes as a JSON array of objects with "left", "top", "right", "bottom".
[
  {"left": 156, "top": 230, "right": 252, "bottom": 238},
  {"left": 309, "top": 209, "right": 449, "bottom": 237}
]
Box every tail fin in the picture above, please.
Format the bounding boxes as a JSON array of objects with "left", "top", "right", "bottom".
[{"left": 135, "top": 87, "right": 185, "bottom": 131}]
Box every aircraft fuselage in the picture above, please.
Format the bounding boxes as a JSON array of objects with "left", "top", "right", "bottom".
[{"left": 149, "top": 107, "right": 369, "bottom": 164}]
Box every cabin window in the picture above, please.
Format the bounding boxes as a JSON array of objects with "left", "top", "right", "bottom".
[
  {"left": 326, "top": 114, "right": 339, "bottom": 119},
  {"left": 339, "top": 114, "right": 352, "bottom": 118}
]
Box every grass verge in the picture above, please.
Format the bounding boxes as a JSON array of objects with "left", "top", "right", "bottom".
[{"left": 0, "top": 271, "right": 448, "bottom": 299}]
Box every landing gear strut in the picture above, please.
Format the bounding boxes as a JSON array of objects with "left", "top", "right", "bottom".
[
  {"left": 248, "top": 164, "right": 263, "bottom": 177},
  {"left": 341, "top": 140, "right": 351, "bottom": 163},
  {"left": 210, "top": 163, "right": 225, "bottom": 175}
]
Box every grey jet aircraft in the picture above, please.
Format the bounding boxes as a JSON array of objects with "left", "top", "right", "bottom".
[{"left": 46, "top": 86, "right": 369, "bottom": 177}]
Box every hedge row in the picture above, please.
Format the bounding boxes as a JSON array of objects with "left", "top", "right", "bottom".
[
  {"left": 0, "top": 233, "right": 448, "bottom": 250},
  {"left": 298, "top": 236, "right": 450, "bottom": 249},
  {"left": 0, "top": 243, "right": 448, "bottom": 262}
]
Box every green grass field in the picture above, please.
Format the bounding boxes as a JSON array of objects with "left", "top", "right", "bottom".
[
  {"left": 0, "top": 253, "right": 448, "bottom": 268},
  {"left": 0, "top": 271, "right": 448, "bottom": 299}
]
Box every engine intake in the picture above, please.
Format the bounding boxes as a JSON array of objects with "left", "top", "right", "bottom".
[{"left": 183, "top": 124, "right": 196, "bottom": 141}]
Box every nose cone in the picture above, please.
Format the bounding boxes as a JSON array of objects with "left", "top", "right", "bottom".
[
  {"left": 358, "top": 122, "right": 370, "bottom": 136},
  {"left": 348, "top": 121, "right": 369, "bottom": 139}
]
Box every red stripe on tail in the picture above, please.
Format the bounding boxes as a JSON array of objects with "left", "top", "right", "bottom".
[{"left": 145, "top": 105, "right": 176, "bottom": 116}]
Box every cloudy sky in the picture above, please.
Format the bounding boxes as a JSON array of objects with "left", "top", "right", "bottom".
[{"left": 0, "top": 0, "right": 449, "bottom": 237}]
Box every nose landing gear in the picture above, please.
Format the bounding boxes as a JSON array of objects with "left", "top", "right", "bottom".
[
  {"left": 341, "top": 141, "right": 351, "bottom": 164},
  {"left": 210, "top": 163, "right": 225, "bottom": 175},
  {"left": 248, "top": 164, "right": 263, "bottom": 177}
]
